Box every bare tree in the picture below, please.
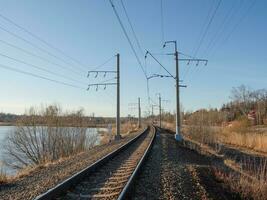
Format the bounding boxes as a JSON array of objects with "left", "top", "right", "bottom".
[
  {"left": 230, "top": 85, "right": 253, "bottom": 116},
  {"left": 4, "top": 105, "right": 98, "bottom": 169}
]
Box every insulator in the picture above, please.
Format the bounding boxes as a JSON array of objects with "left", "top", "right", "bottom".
[
  {"left": 187, "top": 60, "right": 190, "bottom": 65},
  {"left": 87, "top": 72, "right": 90, "bottom": 78},
  {"left": 95, "top": 72, "right": 98, "bottom": 78},
  {"left": 104, "top": 85, "right": 107, "bottom": 90}
]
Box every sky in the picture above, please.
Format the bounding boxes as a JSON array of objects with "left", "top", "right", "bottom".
[{"left": 0, "top": 0, "right": 266, "bottom": 117}]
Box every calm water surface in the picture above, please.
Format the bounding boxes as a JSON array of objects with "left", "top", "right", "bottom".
[{"left": 0, "top": 126, "right": 104, "bottom": 175}]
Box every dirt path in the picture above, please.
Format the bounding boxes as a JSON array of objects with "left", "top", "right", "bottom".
[{"left": 131, "top": 129, "right": 240, "bottom": 200}]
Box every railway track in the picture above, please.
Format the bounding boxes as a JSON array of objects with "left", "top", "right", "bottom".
[{"left": 35, "top": 126, "right": 156, "bottom": 200}]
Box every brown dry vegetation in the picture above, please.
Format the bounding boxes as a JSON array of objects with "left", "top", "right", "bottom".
[
  {"left": 161, "top": 85, "right": 267, "bottom": 199},
  {"left": 99, "top": 121, "right": 140, "bottom": 145},
  {"left": 2, "top": 105, "right": 98, "bottom": 175},
  {"left": 0, "top": 164, "right": 8, "bottom": 184}
]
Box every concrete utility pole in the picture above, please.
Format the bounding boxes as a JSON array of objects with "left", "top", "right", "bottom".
[
  {"left": 159, "top": 94, "right": 162, "bottom": 128},
  {"left": 138, "top": 97, "right": 141, "bottom": 128},
  {"left": 174, "top": 44, "right": 182, "bottom": 141},
  {"left": 115, "top": 53, "right": 121, "bottom": 140},
  {"left": 156, "top": 93, "right": 162, "bottom": 128},
  {"left": 164, "top": 41, "right": 182, "bottom": 141},
  {"left": 163, "top": 40, "right": 208, "bottom": 141},
  {"left": 87, "top": 53, "right": 122, "bottom": 140}
]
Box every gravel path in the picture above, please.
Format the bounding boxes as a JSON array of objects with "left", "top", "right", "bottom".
[
  {"left": 131, "top": 129, "right": 239, "bottom": 200},
  {"left": 0, "top": 131, "right": 141, "bottom": 200}
]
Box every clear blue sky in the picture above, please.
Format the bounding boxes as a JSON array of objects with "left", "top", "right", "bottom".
[{"left": 0, "top": 0, "right": 266, "bottom": 117}]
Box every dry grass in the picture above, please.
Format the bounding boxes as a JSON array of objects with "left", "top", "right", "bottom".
[
  {"left": 0, "top": 171, "right": 8, "bottom": 184},
  {"left": 217, "top": 120, "right": 267, "bottom": 153},
  {"left": 99, "top": 122, "right": 139, "bottom": 145},
  {"left": 220, "top": 131, "right": 267, "bottom": 153},
  {"left": 163, "top": 119, "right": 267, "bottom": 199},
  {"left": 214, "top": 158, "right": 267, "bottom": 200},
  {"left": 0, "top": 163, "right": 8, "bottom": 184}
]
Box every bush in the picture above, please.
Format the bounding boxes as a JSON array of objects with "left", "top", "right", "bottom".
[
  {"left": 227, "top": 116, "right": 251, "bottom": 134},
  {"left": 4, "top": 105, "right": 97, "bottom": 169}
]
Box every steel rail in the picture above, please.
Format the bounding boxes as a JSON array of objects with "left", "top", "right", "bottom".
[
  {"left": 34, "top": 127, "right": 150, "bottom": 200},
  {"left": 117, "top": 126, "right": 156, "bottom": 199}
]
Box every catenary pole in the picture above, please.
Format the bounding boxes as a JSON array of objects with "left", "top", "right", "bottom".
[
  {"left": 138, "top": 97, "right": 141, "bottom": 128},
  {"left": 115, "top": 53, "right": 121, "bottom": 139},
  {"left": 174, "top": 42, "right": 182, "bottom": 140},
  {"left": 159, "top": 94, "right": 162, "bottom": 128}
]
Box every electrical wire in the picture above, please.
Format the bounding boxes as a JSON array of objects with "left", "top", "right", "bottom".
[
  {"left": 0, "top": 39, "right": 84, "bottom": 77},
  {"left": 120, "top": 0, "right": 144, "bottom": 56},
  {"left": 184, "top": 0, "right": 221, "bottom": 81},
  {"left": 160, "top": 0, "right": 165, "bottom": 45},
  {"left": 0, "top": 63, "right": 85, "bottom": 90},
  {"left": 212, "top": 0, "right": 256, "bottom": 56},
  {"left": 0, "top": 24, "right": 85, "bottom": 75},
  {"left": 145, "top": 51, "right": 175, "bottom": 79},
  {"left": 191, "top": 0, "right": 216, "bottom": 57},
  {"left": 193, "top": 0, "right": 222, "bottom": 57},
  {"left": 89, "top": 55, "right": 116, "bottom": 71},
  {"left": 109, "top": 0, "right": 147, "bottom": 79},
  {"left": 0, "top": 52, "right": 87, "bottom": 85},
  {"left": 203, "top": 0, "right": 238, "bottom": 57},
  {"left": 0, "top": 13, "right": 88, "bottom": 71}
]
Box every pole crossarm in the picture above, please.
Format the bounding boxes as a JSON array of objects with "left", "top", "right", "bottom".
[
  {"left": 163, "top": 40, "right": 176, "bottom": 47},
  {"left": 87, "top": 83, "right": 117, "bottom": 91},
  {"left": 178, "top": 58, "right": 208, "bottom": 66},
  {"left": 145, "top": 50, "right": 175, "bottom": 79},
  {"left": 87, "top": 70, "right": 117, "bottom": 78},
  {"left": 147, "top": 73, "right": 173, "bottom": 80}
]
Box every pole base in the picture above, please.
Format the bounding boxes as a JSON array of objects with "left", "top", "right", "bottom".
[
  {"left": 175, "top": 134, "right": 183, "bottom": 141},
  {"left": 115, "top": 134, "right": 122, "bottom": 140}
]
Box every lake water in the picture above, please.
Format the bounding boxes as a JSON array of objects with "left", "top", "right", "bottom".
[{"left": 0, "top": 126, "right": 105, "bottom": 175}]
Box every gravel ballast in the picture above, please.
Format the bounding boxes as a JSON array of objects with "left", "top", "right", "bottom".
[
  {"left": 131, "top": 128, "right": 239, "bottom": 200},
  {"left": 0, "top": 131, "right": 141, "bottom": 200}
]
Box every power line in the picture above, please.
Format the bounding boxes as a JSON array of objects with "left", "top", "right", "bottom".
[
  {"left": 0, "top": 13, "right": 89, "bottom": 71},
  {"left": 90, "top": 55, "right": 116, "bottom": 71},
  {"left": 109, "top": 0, "right": 147, "bottom": 78},
  {"left": 160, "top": 0, "right": 165, "bottom": 45},
  {"left": 184, "top": 0, "right": 222, "bottom": 81},
  {"left": 120, "top": 0, "right": 144, "bottom": 56},
  {"left": 0, "top": 24, "right": 85, "bottom": 75},
  {"left": 193, "top": 0, "right": 222, "bottom": 57},
  {"left": 0, "top": 52, "right": 87, "bottom": 85},
  {"left": 145, "top": 50, "right": 175, "bottom": 79},
  {"left": 203, "top": 0, "right": 243, "bottom": 57},
  {"left": 0, "top": 63, "right": 85, "bottom": 90},
  {"left": 191, "top": 0, "right": 216, "bottom": 56},
  {"left": 211, "top": 0, "right": 256, "bottom": 56},
  {"left": 0, "top": 39, "right": 84, "bottom": 77},
  {"left": 190, "top": 1, "right": 243, "bottom": 80}
]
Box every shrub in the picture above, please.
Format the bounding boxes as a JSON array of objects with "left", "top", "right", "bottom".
[{"left": 4, "top": 105, "right": 97, "bottom": 169}]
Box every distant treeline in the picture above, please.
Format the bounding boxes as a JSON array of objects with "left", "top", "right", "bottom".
[
  {"left": 160, "top": 85, "right": 267, "bottom": 126},
  {"left": 0, "top": 112, "right": 134, "bottom": 127},
  {"left": 0, "top": 113, "right": 20, "bottom": 123}
]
